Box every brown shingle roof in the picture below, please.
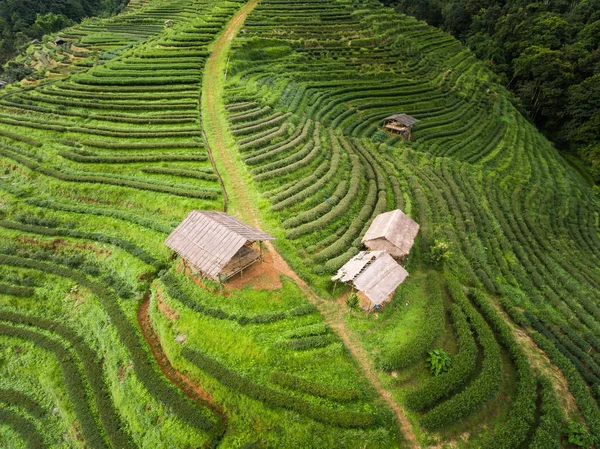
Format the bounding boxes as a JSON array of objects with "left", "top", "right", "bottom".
[
  {"left": 383, "top": 114, "right": 419, "bottom": 127},
  {"left": 332, "top": 251, "right": 408, "bottom": 305},
  {"left": 165, "top": 211, "right": 274, "bottom": 280},
  {"left": 362, "top": 209, "right": 419, "bottom": 259}
]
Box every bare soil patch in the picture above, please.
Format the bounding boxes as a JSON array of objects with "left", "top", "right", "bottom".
[{"left": 225, "top": 248, "right": 282, "bottom": 291}]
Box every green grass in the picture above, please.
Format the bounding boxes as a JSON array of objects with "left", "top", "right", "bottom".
[{"left": 0, "top": 0, "right": 599, "bottom": 447}]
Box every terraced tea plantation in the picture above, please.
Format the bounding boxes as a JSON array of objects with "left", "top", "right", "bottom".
[{"left": 0, "top": 0, "right": 599, "bottom": 447}]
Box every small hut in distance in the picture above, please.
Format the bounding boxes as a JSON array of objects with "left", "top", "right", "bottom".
[
  {"left": 332, "top": 251, "right": 408, "bottom": 310},
  {"left": 165, "top": 211, "right": 275, "bottom": 282},
  {"left": 382, "top": 114, "right": 419, "bottom": 140},
  {"left": 362, "top": 209, "right": 419, "bottom": 262}
]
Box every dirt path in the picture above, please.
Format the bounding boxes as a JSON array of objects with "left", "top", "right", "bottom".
[
  {"left": 201, "top": 2, "right": 418, "bottom": 447},
  {"left": 490, "top": 301, "right": 577, "bottom": 416},
  {"left": 137, "top": 296, "right": 228, "bottom": 426},
  {"left": 202, "top": 0, "right": 259, "bottom": 221}
]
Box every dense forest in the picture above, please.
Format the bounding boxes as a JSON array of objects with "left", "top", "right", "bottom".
[
  {"left": 383, "top": 0, "right": 600, "bottom": 183},
  {"left": 0, "top": 0, "right": 128, "bottom": 76}
]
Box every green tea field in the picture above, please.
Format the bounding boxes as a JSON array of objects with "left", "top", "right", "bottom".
[{"left": 0, "top": 0, "right": 599, "bottom": 447}]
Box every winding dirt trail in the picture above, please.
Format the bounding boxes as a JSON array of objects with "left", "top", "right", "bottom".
[
  {"left": 201, "top": 2, "right": 418, "bottom": 447},
  {"left": 137, "top": 296, "right": 228, "bottom": 426}
]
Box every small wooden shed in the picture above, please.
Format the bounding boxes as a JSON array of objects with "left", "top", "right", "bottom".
[
  {"left": 165, "top": 211, "right": 275, "bottom": 282},
  {"left": 382, "top": 113, "right": 419, "bottom": 140},
  {"left": 53, "top": 38, "right": 67, "bottom": 46},
  {"left": 332, "top": 251, "right": 408, "bottom": 310},
  {"left": 362, "top": 209, "right": 419, "bottom": 261},
  {"left": 0, "top": 80, "right": 7, "bottom": 89}
]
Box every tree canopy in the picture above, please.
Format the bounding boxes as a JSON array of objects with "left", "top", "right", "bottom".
[{"left": 0, "top": 0, "right": 127, "bottom": 72}]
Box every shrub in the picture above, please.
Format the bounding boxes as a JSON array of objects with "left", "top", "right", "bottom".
[
  {"left": 404, "top": 304, "right": 476, "bottom": 410},
  {"left": 419, "top": 277, "right": 502, "bottom": 431},
  {"left": 285, "top": 335, "right": 335, "bottom": 351},
  {"left": 345, "top": 292, "right": 359, "bottom": 311},
  {"left": 426, "top": 349, "right": 451, "bottom": 376},
  {"left": 384, "top": 274, "right": 445, "bottom": 370},
  {"left": 565, "top": 421, "right": 594, "bottom": 448},
  {"left": 270, "top": 372, "right": 360, "bottom": 403},
  {"left": 183, "top": 348, "right": 376, "bottom": 428}
]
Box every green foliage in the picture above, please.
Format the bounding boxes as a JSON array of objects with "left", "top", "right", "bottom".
[
  {"left": 383, "top": 275, "right": 445, "bottom": 370},
  {"left": 384, "top": 0, "right": 600, "bottom": 180},
  {"left": 33, "top": 13, "right": 74, "bottom": 35},
  {"left": 404, "top": 303, "right": 476, "bottom": 410},
  {"left": 285, "top": 334, "right": 336, "bottom": 351},
  {"left": 0, "top": 254, "right": 223, "bottom": 437},
  {"left": 425, "top": 349, "right": 451, "bottom": 376},
  {"left": 0, "top": 0, "right": 127, "bottom": 76},
  {"left": 183, "top": 348, "right": 377, "bottom": 429},
  {"left": 419, "top": 277, "right": 502, "bottom": 431},
  {"left": 565, "top": 421, "right": 595, "bottom": 448},
  {"left": 270, "top": 372, "right": 360, "bottom": 403},
  {"left": 345, "top": 292, "right": 359, "bottom": 311},
  {"left": 160, "top": 272, "right": 316, "bottom": 326},
  {"left": 1, "top": 0, "right": 600, "bottom": 446},
  {"left": 429, "top": 239, "right": 451, "bottom": 265}
]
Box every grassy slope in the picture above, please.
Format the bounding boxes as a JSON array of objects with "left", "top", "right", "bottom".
[{"left": 0, "top": 0, "right": 598, "bottom": 447}]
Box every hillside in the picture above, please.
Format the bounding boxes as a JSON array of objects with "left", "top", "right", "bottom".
[
  {"left": 382, "top": 0, "right": 600, "bottom": 184},
  {"left": 0, "top": 0, "right": 599, "bottom": 448},
  {"left": 0, "top": 0, "right": 129, "bottom": 79}
]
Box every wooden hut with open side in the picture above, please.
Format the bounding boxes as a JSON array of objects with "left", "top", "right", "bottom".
[
  {"left": 362, "top": 209, "right": 419, "bottom": 261},
  {"left": 382, "top": 113, "right": 419, "bottom": 140},
  {"left": 165, "top": 211, "right": 275, "bottom": 282},
  {"left": 332, "top": 251, "right": 409, "bottom": 310}
]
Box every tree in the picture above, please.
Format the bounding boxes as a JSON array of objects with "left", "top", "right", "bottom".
[
  {"left": 3, "top": 61, "right": 33, "bottom": 82},
  {"left": 442, "top": 3, "right": 471, "bottom": 37},
  {"left": 512, "top": 46, "right": 573, "bottom": 126},
  {"left": 32, "top": 13, "right": 73, "bottom": 38}
]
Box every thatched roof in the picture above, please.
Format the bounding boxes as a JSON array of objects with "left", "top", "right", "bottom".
[
  {"left": 362, "top": 209, "right": 419, "bottom": 259},
  {"left": 165, "top": 211, "right": 275, "bottom": 280},
  {"left": 332, "top": 251, "right": 408, "bottom": 305},
  {"left": 383, "top": 114, "right": 419, "bottom": 127}
]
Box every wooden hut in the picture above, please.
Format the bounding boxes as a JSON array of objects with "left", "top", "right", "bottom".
[
  {"left": 0, "top": 80, "right": 7, "bottom": 89},
  {"left": 382, "top": 113, "right": 419, "bottom": 140},
  {"left": 362, "top": 209, "right": 419, "bottom": 261},
  {"left": 165, "top": 211, "right": 275, "bottom": 282},
  {"left": 53, "top": 38, "right": 67, "bottom": 46},
  {"left": 332, "top": 251, "right": 408, "bottom": 310}
]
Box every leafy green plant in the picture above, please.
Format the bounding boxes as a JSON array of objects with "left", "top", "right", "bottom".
[
  {"left": 425, "top": 349, "right": 452, "bottom": 376},
  {"left": 429, "top": 240, "right": 451, "bottom": 265},
  {"left": 564, "top": 421, "right": 594, "bottom": 448},
  {"left": 345, "top": 292, "right": 359, "bottom": 312}
]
